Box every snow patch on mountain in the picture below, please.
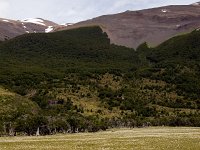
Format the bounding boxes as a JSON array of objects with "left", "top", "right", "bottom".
[
  {"left": 61, "top": 23, "right": 68, "bottom": 26},
  {"left": 61, "top": 23, "right": 74, "bottom": 26},
  {"left": 161, "top": 9, "right": 168, "bottom": 13},
  {"left": 45, "top": 26, "right": 54, "bottom": 33},
  {"left": 21, "top": 18, "right": 46, "bottom": 26},
  {"left": 2, "top": 20, "right": 9, "bottom": 22}
]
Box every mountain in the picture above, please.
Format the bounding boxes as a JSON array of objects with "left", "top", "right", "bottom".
[
  {"left": 0, "top": 18, "right": 58, "bottom": 41},
  {"left": 56, "top": 4, "right": 200, "bottom": 48},
  {"left": 0, "top": 26, "right": 200, "bottom": 135},
  {"left": 2, "top": 3, "right": 200, "bottom": 49}
]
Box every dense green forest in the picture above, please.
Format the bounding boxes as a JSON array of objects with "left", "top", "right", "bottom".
[{"left": 0, "top": 26, "right": 200, "bottom": 136}]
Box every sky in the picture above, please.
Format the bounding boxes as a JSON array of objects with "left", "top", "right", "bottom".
[{"left": 0, "top": 0, "right": 198, "bottom": 24}]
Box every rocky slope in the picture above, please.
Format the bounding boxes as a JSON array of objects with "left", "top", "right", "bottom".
[{"left": 56, "top": 4, "right": 200, "bottom": 48}]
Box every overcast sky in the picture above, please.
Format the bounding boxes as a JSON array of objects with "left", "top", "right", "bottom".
[{"left": 0, "top": 0, "right": 198, "bottom": 24}]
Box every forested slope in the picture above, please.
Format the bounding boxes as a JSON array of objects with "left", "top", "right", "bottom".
[{"left": 0, "top": 26, "right": 199, "bottom": 136}]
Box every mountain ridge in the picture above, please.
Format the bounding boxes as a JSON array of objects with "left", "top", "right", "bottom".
[
  {"left": 1, "top": 3, "right": 200, "bottom": 48},
  {"left": 56, "top": 4, "right": 200, "bottom": 48},
  {"left": 0, "top": 17, "right": 59, "bottom": 41}
]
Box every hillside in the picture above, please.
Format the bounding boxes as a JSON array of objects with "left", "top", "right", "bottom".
[
  {"left": 0, "top": 26, "right": 200, "bottom": 136},
  {"left": 56, "top": 4, "right": 200, "bottom": 48},
  {"left": 0, "top": 26, "right": 138, "bottom": 76},
  {"left": 0, "top": 87, "right": 40, "bottom": 135},
  {"left": 0, "top": 18, "right": 58, "bottom": 41}
]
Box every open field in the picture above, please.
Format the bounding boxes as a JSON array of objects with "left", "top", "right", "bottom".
[{"left": 0, "top": 127, "right": 200, "bottom": 150}]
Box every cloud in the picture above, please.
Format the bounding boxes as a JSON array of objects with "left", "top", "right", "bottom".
[{"left": 0, "top": 0, "right": 9, "bottom": 17}]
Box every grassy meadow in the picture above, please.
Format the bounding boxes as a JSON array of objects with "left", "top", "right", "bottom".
[{"left": 0, "top": 127, "right": 200, "bottom": 150}]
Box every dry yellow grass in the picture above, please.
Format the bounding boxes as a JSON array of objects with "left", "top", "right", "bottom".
[
  {"left": 0, "top": 127, "right": 200, "bottom": 150},
  {"left": 99, "top": 73, "right": 122, "bottom": 91},
  {"left": 0, "top": 87, "right": 14, "bottom": 96}
]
